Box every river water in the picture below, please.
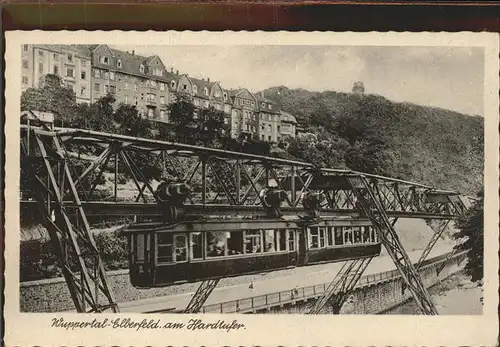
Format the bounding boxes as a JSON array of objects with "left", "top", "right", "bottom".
[{"left": 386, "top": 270, "right": 483, "bottom": 315}]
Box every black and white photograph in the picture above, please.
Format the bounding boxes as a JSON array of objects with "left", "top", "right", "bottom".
[{"left": 4, "top": 31, "right": 499, "bottom": 346}]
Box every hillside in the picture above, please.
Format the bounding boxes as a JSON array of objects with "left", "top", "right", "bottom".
[{"left": 263, "top": 86, "right": 484, "bottom": 195}]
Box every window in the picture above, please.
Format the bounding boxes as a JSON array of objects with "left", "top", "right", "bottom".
[
  {"left": 52, "top": 53, "right": 58, "bottom": 60},
  {"left": 94, "top": 83, "right": 100, "bottom": 92},
  {"left": 362, "top": 226, "right": 371, "bottom": 243},
  {"left": 319, "top": 227, "right": 326, "bottom": 248},
  {"left": 134, "top": 83, "right": 138, "bottom": 92},
  {"left": 99, "top": 56, "right": 109, "bottom": 65},
  {"left": 334, "top": 227, "right": 343, "bottom": 245},
  {"left": 117, "top": 59, "right": 122, "bottom": 68},
  {"left": 22, "top": 60, "right": 28, "bottom": 69},
  {"left": 261, "top": 134, "right": 265, "bottom": 141},
  {"left": 80, "top": 86, "right": 86, "bottom": 95},
  {"left": 224, "top": 118, "right": 229, "bottom": 125},
  {"left": 268, "top": 135, "right": 272, "bottom": 141},
  {"left": 268, "top": 104, "right": 272, "bottom": 110},
  {"left": 276, "top": 229, "right": 287, "bottom": 251},
  {"left": 214, "top": 91, "right": 220, "bottom": 98},
  {"left": 327, "top": 227, "right": 334, "bottom": 246},
  {"left": 244, "top": 231, "right": 262, "bottom": 254},
  {"left": 171, "top": 80, "right": 176, "bottom": 88},
  {"left": 66, "top": 68, "right": 74, "bottom": 78},
  {"left": 309, "top": 227, "right": 319, "bottom": 249},
  {"left": 65, "top": 53, "right": 72, "bottom": 62},
  {"left": 268, "top": 124, "right": 272, "bottom": 132},
  {"left": 160, "top": 96, "right": 165, "bottom": 105},
  {"left": 139, "top": 64, "right": 145, "bottom": 73},
  {"left": 23, "top": 45, "right": 29, "bottom": 52},
  {"left": 110, "top": 85, "right": 116, "bottom": 94},
  {"left": 223, "top": 92, "right": 228, "bottom": 101},
  {"left": 194, "top": 99, "right": 200, "bottom": 106},
  {"left": 203, "top": 87, "right": 208, "bottom": 96},
  {"left": 104, "top": 71, "right": 109, "bottom": 80},
  {"left": 160, "top": 109, "right": 166, "bottom": 120},
  {"left": 353, "top": 227, "right": 362, "bottom": 244},
  {"left": 148, "top": 108, "right": 154, "bottom": 119},
  {"left": 203, "top": 101, "right": 209, "bottom": 108},
  {"left": 153, "top": 68, "right": 162, "bottom": 77},
  {"left": 38, "top": 62, "right": 44, "bottom": 74},
  {"left": 182, "top": 84, "right": 188, "bottom": 91},
  {"left": 22, "top": 76, "right": 28, "bottom": 85},
  {"left": 263, "top": 230, "right": 276, "bottom": 252},
  {"left": 94, "top": 69, "right": 101, "bottom": 78},
  {"left": 261, "top": 102, "right": 265, "bottom": 108},
  {"left": 190, "top": 233, "right": 203, "bottom": 259},
  {"left": 160, "top": 82, "right": 165, "bottom": 91},
  {"left": 105, "top": 85, "right": 110, "bottom": 93},
  {"left": 124, "top": 81, "right": 128, "bottom": 90},
  {"left": 38, "top": 50, "right": 44, "bottom": 57},
  {"left": 81, "top": 60, "right": 87, "bottom": 67},
  {"left": 206, "top": 231, "right": 227, "bottom": 257},
  {"left": 344, "top": 227, "right": 354, "bottom": 245},
  {"left": 174, "top": 235, "right": 188, "bottom": 262},
  {"left": 109, "top": 72, "right": 115, "bottom": 80},
  {"left": 157, "top": 233, "right": 173, "bottom": 263},
  {"left": 287, "top": 230, "right": 295, "bottom": 251},
  {"left": 151, "top": 80, "right": 156, "bottom": 88},
  {"left": 145, "top": 80, "right": 150, "bottom": 87},
  {"left": 80, "top": 71, "right": 86, "bottom": 80}
]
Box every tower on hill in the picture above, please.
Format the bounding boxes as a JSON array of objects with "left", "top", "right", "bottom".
[{"left": 352, "top": 81, "right": 365, "bottom": 94}]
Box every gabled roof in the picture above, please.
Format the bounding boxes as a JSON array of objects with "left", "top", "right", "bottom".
[
  {"left": 190, "top": 77, "right": 216, "bottom": 100},
  {"left": 255, "top": 93, "right": 280, "bottom": 114},
  {"left": 32, "top": 45, "right": 92, "bottom": 59}
]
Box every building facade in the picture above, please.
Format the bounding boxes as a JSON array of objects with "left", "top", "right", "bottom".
[
  {"left": 21, "top": 44, "right": 297, "bottom": 141},
  {"left": 22, "top": 44, "right": 92, "bottom": 104}
]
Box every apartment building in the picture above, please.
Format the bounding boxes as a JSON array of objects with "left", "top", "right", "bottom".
[
  {"left": 22, "top": 44, "right": 297, "bottom": 141},
  {"left": 22, "top": 44, "right": 92, "bottom": 104}
]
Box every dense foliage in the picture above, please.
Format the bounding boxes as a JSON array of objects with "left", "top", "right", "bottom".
[
  {"left": 453, "top": 191, "right": 484, "bottom": 283},
  {"left": 262, "top": 86, "right": 484, "bottom": 194}
]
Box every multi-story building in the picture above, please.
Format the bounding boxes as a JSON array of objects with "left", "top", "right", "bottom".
[
  {"left": 21, "top": 44, "right": 298, "bottom": 142},
  {"left": 22, "top": 44, "right": 92, "bottom": 104},
  {"left": 278, "top": 110, "right": 298, "bottom": 140},
  {"left": 256, "top": 93, "right": 281, "bottom": 142}
]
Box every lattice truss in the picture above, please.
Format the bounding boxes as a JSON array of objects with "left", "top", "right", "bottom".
[{"left": 20, "top": 126, "right": 474, "bottom": 314}]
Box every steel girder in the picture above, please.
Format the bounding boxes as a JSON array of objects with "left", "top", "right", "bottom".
[
  {"left": 308, "top": 257, "right": 373, "bottom": 314},
  {"left": 20, "top": 127, "right": 469, "bottom": 224},
  {"left": 20, "top": 129, "right": 119, "bottom": 313},
  {"left": 347, "top": 175, "right": 438, "bottom": 315},
  {"left": 184, "top": 279, "right": 220, "bottom": 313}
]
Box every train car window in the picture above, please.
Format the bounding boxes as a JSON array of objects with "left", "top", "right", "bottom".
[
  {"left": 264, "top": 230, "right": 276, "bottom": 252},
  {"left": 245, "top": 230, "right": 263, "bottom": 254},
  {"left": 344, "top": 227, "right": 354, "bottom": 245},
  {"left": 308, "top": 227, "right": 319, "bottom": 249},
  {"left": 372, "top": 228, "right": 379, "bottom": 243},
  {"left": 362, "top": 226, "right": 371, "bottom": 243},
  {"left": 174, "top": 234, "right": 188, "bottom": 262},
  {"left": 206, "top": 231, "right": 226, "bottom": 257},
  {"left": 276, "top": 229, "right": 286, "bottom": 251},
  {"left": 353, "top": 227, "right": 362, "bottom": 244},
  {"left": 157, "top": 233, "right": 173, "bottom": 263},
  {"left": 334, "top": 227, "right": 343, "bottom": 245},
  {"left": 190, "top": 233, "right": 203, "bottom": 260},
  {"left": 327, "top": 227, "right": 334, "bottom": 246},
  {"left": 136, "top": 234, "right": 145, "bottom": 262},
  {"left": 287, "top": 230, "right": 296, "bottom": 251},
  {"left": 319, "top": 227, "right": 326, "bottom": 248},
  {"left": 227, "top": 231, "right": 243, "bottom": 255}
]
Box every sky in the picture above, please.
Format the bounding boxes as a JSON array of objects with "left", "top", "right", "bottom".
[{"left": 112, "top": 45, "right": 484, "bottom": 116}]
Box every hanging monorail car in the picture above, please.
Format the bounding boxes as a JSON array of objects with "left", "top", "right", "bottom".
[{"left": 123, "top": 218, "right": 381, "bottom": 288}]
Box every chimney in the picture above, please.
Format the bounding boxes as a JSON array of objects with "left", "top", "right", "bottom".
[
  {"left": 261, "top": 91, "right": 264, "bottom": 98},
  {"left": 208, "top": 77, "right": 210, "bottom": 83},
  {"left": 176, "top": 70, "right": 179, "bottom": 75},
  {"left": 170, "top": 67, "right": 173, "bottom": 73},
  {"left": 132, "top": 50, "right": 135, "bottom": 56}
]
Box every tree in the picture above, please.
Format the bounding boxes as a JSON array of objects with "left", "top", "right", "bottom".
[
  {"left": 453, "top": 191, "right": 484, "bottom": 283},
  {"left": 168, "top": 94, "right": 229, "bottom": 147},
  {"left": 21, "top": 74, "right": 77, "bottom": 126},
  {"left": 71, "top": 94, "right": 116, "bottom": 133},
  {"left": 113, "top": 103, "right": 152, "bottom": 138}
]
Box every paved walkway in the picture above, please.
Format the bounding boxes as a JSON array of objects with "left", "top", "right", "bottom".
[{"left": 119, "top": 244, "right": 452, "bottom": 313}]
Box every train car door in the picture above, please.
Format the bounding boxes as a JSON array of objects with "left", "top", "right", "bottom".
[{"left": 298, "top": 228, "right": 308, "bottom": 265}]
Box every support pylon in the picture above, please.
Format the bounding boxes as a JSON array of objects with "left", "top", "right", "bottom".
[
  {"left": 184, "top": 279, "right": 220, "bottom": 313},
  {"left": 22, "top": 130, "right": 119, "bottom": 313},
  {"left": 415, "top": 220, "right": 451, "bottom": 270},
  {"left": 308, "top": 257, "right": 372, "bottom": 314},
  {"left": 347, "top": 175, "right": 439, "bottom": 315}
]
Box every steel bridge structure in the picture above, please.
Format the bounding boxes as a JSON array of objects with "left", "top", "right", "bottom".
[{"left": 20, "top": 124, "right": 474, "bottom": 315}]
